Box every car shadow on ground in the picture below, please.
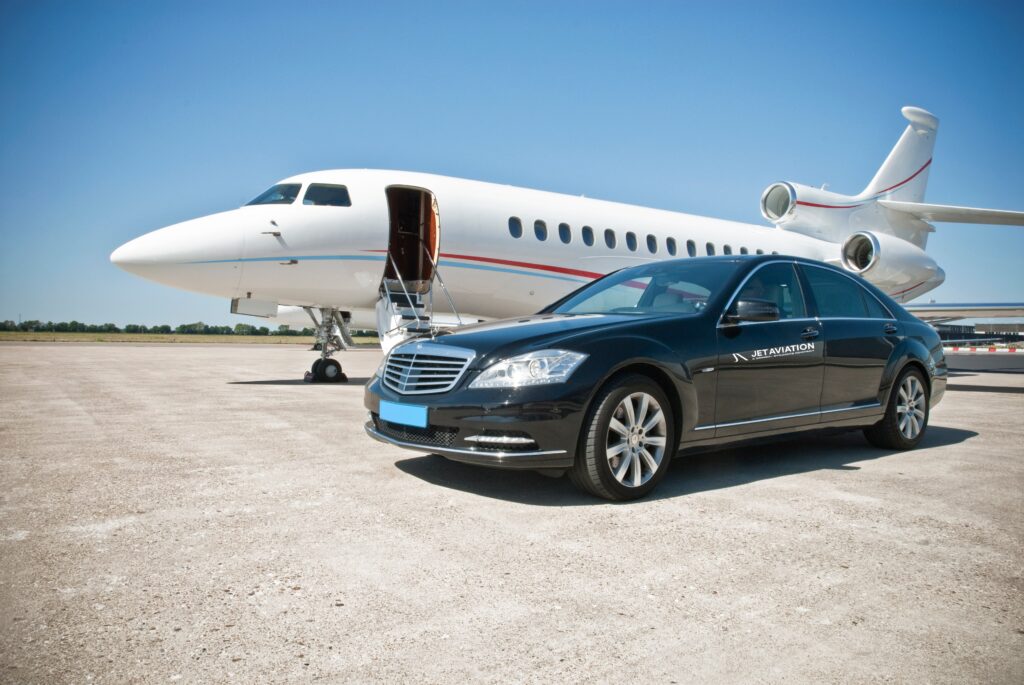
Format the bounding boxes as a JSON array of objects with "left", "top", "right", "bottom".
[
  {"left": 393, "top": 425, "right": 978, "bottom": 507},
  {"left": 228, "top": 377, "right": 372, "bottom": 385}
]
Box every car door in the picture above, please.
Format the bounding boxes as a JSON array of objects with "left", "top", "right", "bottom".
[
  {"left": 798, "top": 264, "right": 900, "bottom": 421},
  {"left": 714, "top": 261, "right": 825, "bottom": 437}
]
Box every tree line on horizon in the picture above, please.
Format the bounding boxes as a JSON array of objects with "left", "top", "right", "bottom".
[{"left": 0, "top": 320, "right": 317, "bottom": 336}]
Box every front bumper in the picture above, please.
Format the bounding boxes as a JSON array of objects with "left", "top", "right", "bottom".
[{"left": 363, "top": 377, "right": 588, "bottom": 470}]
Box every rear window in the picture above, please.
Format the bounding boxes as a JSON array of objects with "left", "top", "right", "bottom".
[
  {"left": 802, "top": 265, "right": 889, "bottom": 318},
  {"left": 303, "top": 184, "right": 352, "bottom": 206},
  {"left": 247, "top": 183, "right": 301, "bottom": 205}
]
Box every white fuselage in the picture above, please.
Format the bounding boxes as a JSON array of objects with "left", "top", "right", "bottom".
[{"left": 110, "top": 169, "right": 941, "bottom": 329}]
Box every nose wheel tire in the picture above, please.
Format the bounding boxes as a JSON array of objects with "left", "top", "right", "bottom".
[
  {"left": 864, "top": 367, "right": 929, "bottom": 449},
  {"left": 311, "top": 358, "right": 347, "bottom": 383},
  {"left": 570, "top": 374, "right": 675, "bottom": 501}
]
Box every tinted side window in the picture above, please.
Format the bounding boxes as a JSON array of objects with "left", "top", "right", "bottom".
[
  {"left": 303, "top": 184, "right": 351, "bottom": 206},
  {"left": 802, "top": 266, "right": 872, "bottom": 318},
  {"left": 736, "top": 262, "right": 806, "bottom": 319},
  {"left": 863, "top": 289, "right": 893, "bottom": 318}
]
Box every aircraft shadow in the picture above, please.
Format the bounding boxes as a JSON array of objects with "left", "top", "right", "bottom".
[
  {"left": 393, "top": 425, "right": 977, "bottom": 507},
  {"left": 228, "top": 377, "right": 371, "bottom": 386}
]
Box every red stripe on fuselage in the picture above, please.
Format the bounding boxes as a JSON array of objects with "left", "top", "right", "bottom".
[{"left": 365, "top": 249, "right": 602, "bottom": 280}]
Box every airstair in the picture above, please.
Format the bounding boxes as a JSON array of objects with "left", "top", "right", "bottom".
[{"left": 375, "top": 246, "right": 464, "bottom": 353}]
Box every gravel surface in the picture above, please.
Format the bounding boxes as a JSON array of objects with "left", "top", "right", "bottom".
[{"left": 1, "top": 343, "right": 1021, "bottom": 683}]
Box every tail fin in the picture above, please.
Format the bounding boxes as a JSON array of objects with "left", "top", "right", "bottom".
[{"left": 861, "top": 106, "right": 938, "bottom": 202}]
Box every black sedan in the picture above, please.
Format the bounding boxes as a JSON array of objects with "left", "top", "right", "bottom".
[{"left": 364, "top": 256, "right": 947, "bottom": 500}]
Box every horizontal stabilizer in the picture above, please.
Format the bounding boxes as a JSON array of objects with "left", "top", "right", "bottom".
[
  {"left": 880, "top": 200, "right": 1024, "bottom": 226},
  {"left": 905, "top": 302, "right": 1024, "bottom": 323}
]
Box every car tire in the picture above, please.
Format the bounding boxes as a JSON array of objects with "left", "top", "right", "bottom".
[
  {"left": 864, "top": 366, "right": 929, "bottom": 450},
  {"left": 570, "top": 374, "right": 675, "bottom": 501}
]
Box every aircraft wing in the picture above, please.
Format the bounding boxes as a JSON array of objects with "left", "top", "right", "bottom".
[
  {"left": 904, "top": 302, "right": 1024, "bottom": 323},
  {"left": 879, "top": 200, "right": 1024, "bottom": 226}
]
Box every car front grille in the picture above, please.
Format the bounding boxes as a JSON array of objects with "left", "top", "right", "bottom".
[
  {"left": 371, "top": 414, "right": 458, "bottom": 448},
  {"left": 382, "top": 342, "right": 475, "bottom": 395}
]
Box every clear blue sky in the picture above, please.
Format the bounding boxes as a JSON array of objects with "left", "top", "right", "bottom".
[{"left": 1, "top": 0, "right": 1022, "bottom": 326}]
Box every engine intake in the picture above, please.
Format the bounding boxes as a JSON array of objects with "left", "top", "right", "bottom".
[
  {"left": 760, "top": 182, "right": 795, "bottom": 222},
  {"left": 841, "top": 232, "right": 879, "bottom": 273}
]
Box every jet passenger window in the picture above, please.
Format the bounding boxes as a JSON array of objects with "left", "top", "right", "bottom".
[
  {"left": 535, "top": 220, "right": 548, "bottom": 241},
  {"left": 706, "top": 243, "right": 715, "bottom": 256},
  {"left": 666, "top": 237, "right": 677, "bottom": 256},
  {"left": 723, "top": 245, "right": 733, "bottom": 255},
  {"left": 509, "top": 217, "right": 523, "bottom": 238},
  {"left": 582, "top": 226, "right": 595, "bottom": 246},
  {"left": 604, "top": 229, "right": 617, "bottom": 249},
  {"left": 735, "top": 263, "right": 806, "bottom": 320},
  {"left": 647, "top": 235, "right": 658, "bottom": 254},
  {"left": 247, "top": 183, "right": 301, "bottom": 205},
  {"left": 559, "top": 223, "right": 571, "bottom": 244},
  {"left": 626, "top": 232, "right": 638, "bottom": 251},
  {"left": 686, "top": 240, "right": 697, "bottom": 257},
  {"left": 303, "top": 184, "right": 352, "bottom": 206},
  {"left": 802, "top": 266, "right": 876, "bottom": 318}
]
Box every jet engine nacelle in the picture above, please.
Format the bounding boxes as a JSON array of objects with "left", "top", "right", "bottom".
[
  {"left": 760, "top": 181, "right": 870, "bottom": 242},
  {"left": 839, "top": 231, "right": 943, "bottom": 297}
]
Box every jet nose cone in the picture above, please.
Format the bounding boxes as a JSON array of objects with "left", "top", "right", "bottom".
[{"left": 110, "top": 235, "right": 158, "bottom": 275}]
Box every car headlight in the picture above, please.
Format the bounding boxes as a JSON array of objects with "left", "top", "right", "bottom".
[{"left": 469, "top": 349, "right": 587, "bottom": 389}]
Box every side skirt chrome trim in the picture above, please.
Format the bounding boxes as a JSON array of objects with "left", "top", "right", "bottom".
[{"left": 694, "top": 402, "right": 882, "bottom": 432}]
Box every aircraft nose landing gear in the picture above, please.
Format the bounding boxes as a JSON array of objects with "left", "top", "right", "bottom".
[{"left": 304, "top": 307, "right": 352, "bottom": 383}]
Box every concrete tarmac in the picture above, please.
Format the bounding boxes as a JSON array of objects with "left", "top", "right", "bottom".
[{"left": 1, "top": 343, "right": 1021, "bottom": 683}]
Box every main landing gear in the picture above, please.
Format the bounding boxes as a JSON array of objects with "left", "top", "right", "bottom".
[{"left": 305, "top": 307, "right": 353, "bottom": 383}]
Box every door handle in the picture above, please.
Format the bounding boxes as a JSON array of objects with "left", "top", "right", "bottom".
[
  {"left": 262, "top": 231, "right": 282, "bottom": 237},
  {"left": 884, "top": 323, "right": 898, "bottom": 335},
  {"left": 279, "top": 259, "right": 298, "bottom": 266},
  {"left": 800, "top": 327, "right": 820, "bottom": 340}
]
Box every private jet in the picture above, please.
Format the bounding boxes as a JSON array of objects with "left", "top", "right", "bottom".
[{"left": 110, "top": 106, "right": 1024, "bottom": 381}]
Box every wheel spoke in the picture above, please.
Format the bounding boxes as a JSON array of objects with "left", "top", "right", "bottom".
[
  {"left": 614, "top": 451, "right": 633, "bottom": 482},
  {"left": 632, "top": 452, "right": 642, "bottom": 487},
  {"left": 899, "top": 415, "right": 910, "bottom": 435},
  {"left": 622, "top": 397, "right": 636, "bottom": 427},
  {"left": 607, "top": 441, "right": 627, "bottom": 458},
  {"left": 913, "top": 407, "right": 925, "bottom": 420},
  {"left": 609, "top": 417, "right": 629, "bottom": 437},
  {"left": 639, "top": 448, "right": 659, "bottom": 472},
  {"left": 645, "top": 435, "right": 667, "bottom": 447},
  {"left": 898, "top": 387, "right": 909, "bottom": 404},
  {"left": 910, "top": 415, "right": 920, "bottom": 437},
  {"left": 642, "top": 410, "right": 664, "bottom": 433},
  {"left": 635, "top": 394, "right": 650, "bottom": 427}
]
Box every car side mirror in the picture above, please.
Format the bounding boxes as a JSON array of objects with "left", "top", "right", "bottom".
[{"left": 724, "top": 298, "right": 780, "bottom": 324}]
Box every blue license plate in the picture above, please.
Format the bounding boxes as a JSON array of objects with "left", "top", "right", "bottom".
[{"left": 379, "top": 400, "right": 428, "bottom": 428}]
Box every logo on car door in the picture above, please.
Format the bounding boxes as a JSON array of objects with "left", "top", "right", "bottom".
[{"left": 732, "top": 342, "right": 817, "bottom": 363}]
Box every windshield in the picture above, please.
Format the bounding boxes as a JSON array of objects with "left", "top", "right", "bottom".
[
  {"left": 246, "top": 183, "right": 301, "bottom": 205},
  {"left": 551, "top": 260, "right": 737, "bottom": 316}
]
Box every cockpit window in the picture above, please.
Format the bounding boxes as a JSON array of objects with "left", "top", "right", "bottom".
[
  {"left": 303, "top": 184, "right": 352, "bottom": 207},
  {"left": 246, "top": 184, "right": 301, "bottom": 205}
]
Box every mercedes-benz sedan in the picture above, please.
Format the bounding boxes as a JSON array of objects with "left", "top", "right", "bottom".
[{"left": 365, "top": 256, "right": 947, "bottom": 500}]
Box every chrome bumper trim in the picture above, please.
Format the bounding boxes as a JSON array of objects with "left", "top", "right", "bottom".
[{"left": 364, "top": 423, "right": 567, "bottom": 460}]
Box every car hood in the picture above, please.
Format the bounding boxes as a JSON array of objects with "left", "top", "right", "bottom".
[{"left": 415, "top": 313, "right": 677, "bottom": 364}]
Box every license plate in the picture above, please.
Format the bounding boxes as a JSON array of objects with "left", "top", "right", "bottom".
[{"left": 379, "top": 400, "right": 428, "bottom": 428}]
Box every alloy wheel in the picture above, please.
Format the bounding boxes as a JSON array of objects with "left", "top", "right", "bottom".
[{"left": 606, "top": 392, "right": 668, "bottom": 487}]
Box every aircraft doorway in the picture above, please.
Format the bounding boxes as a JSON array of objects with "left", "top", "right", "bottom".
[{"left": 384, "top": 186, "right": 439, "bottom": 293}]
